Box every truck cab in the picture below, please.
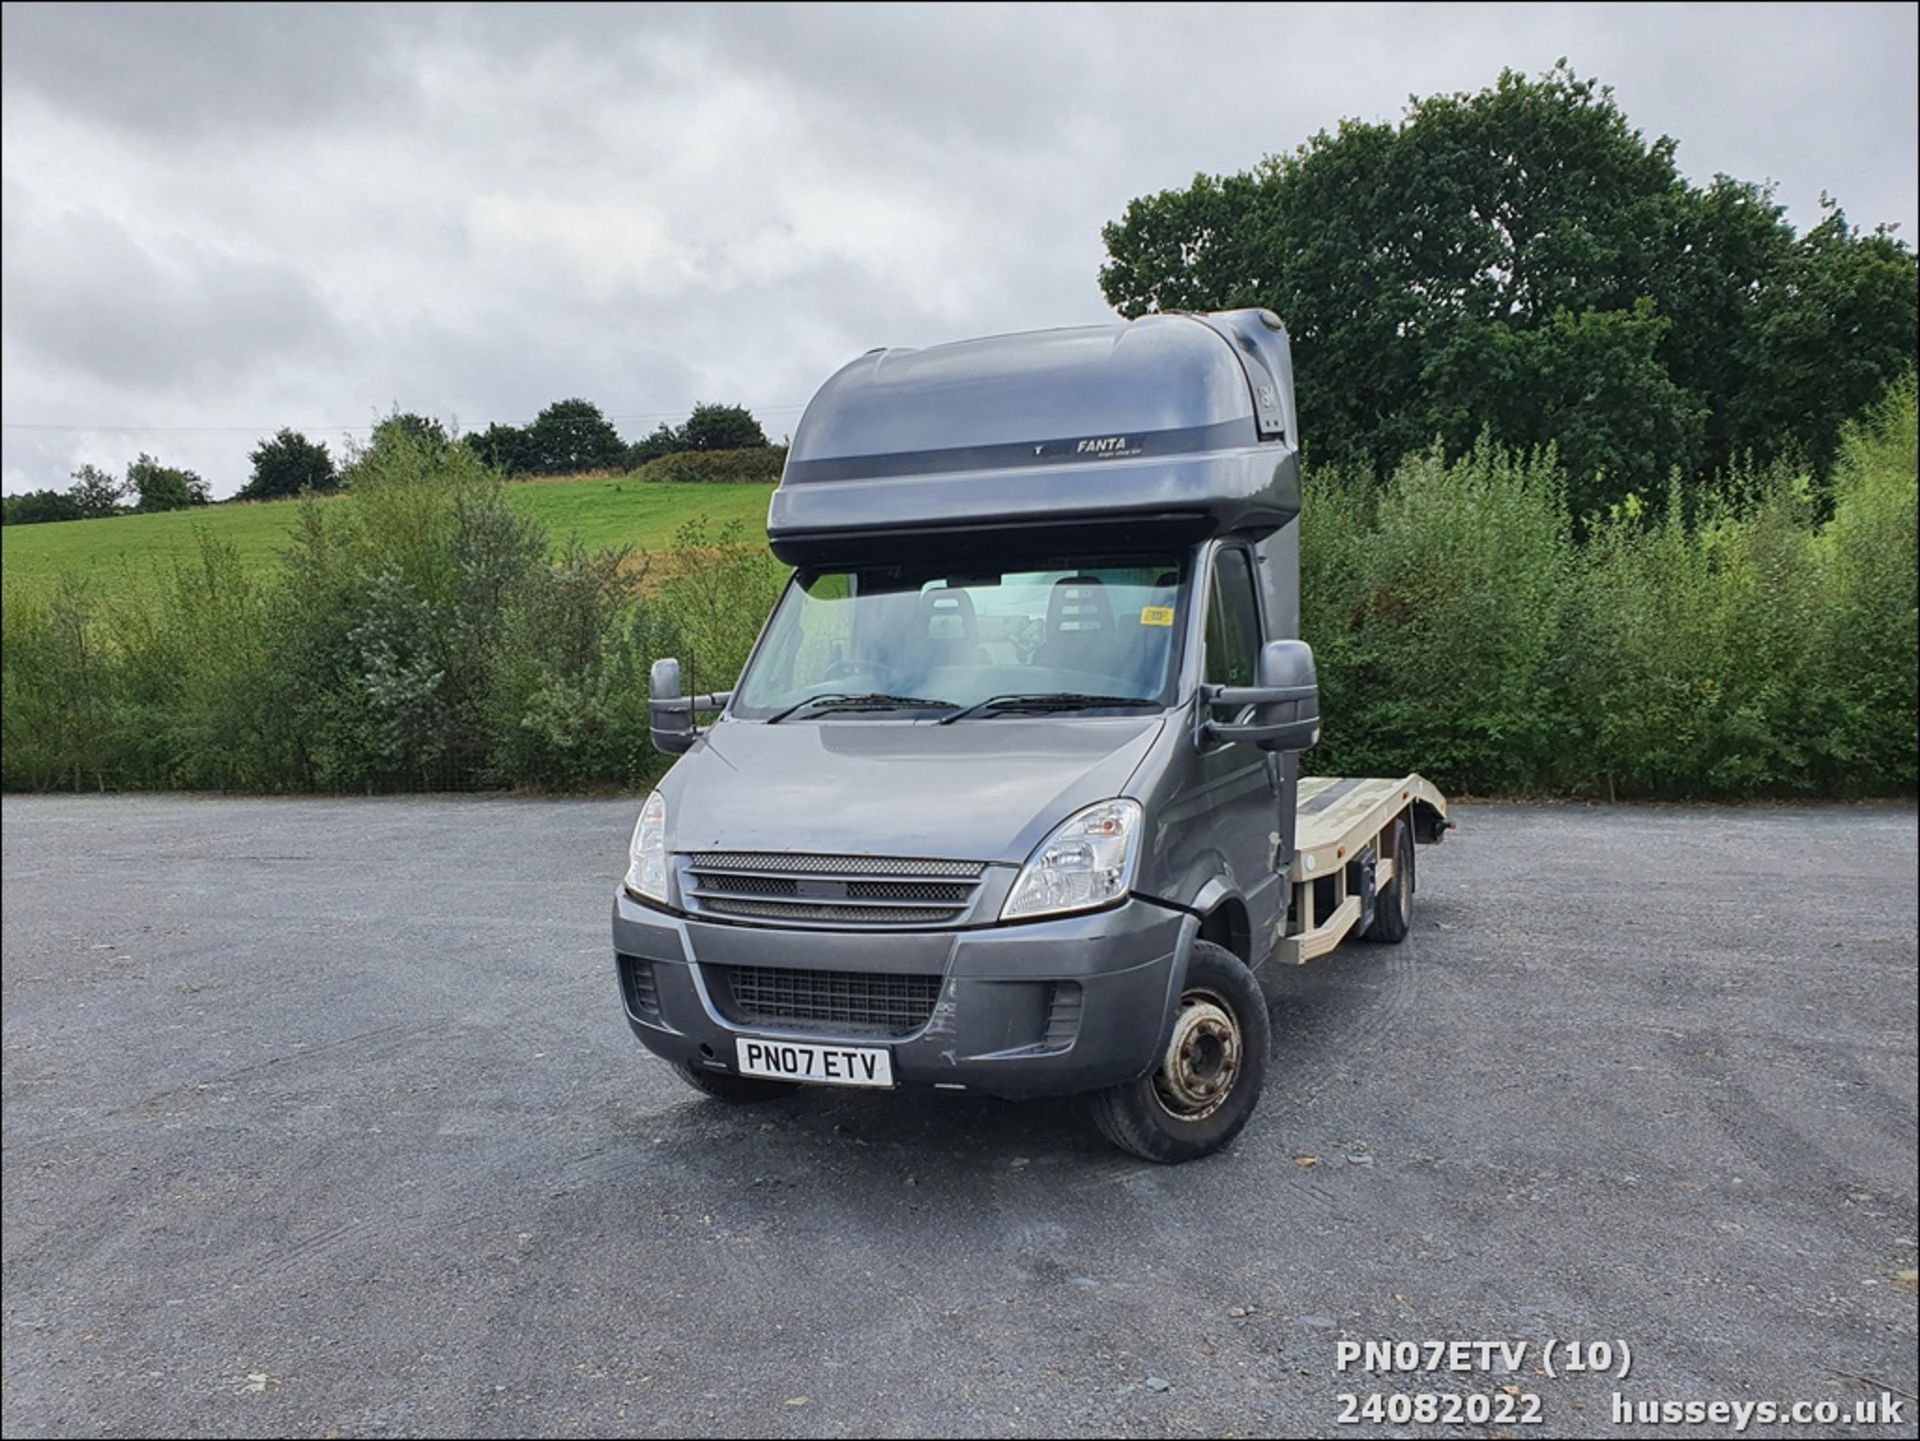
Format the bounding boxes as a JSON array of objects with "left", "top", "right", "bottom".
[{"left": 615, "top": 309, "right": 1447, "bottom": 1161}]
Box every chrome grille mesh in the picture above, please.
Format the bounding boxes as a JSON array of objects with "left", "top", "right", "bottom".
[
  {"left": 695, "top": 852, "right": 984, "bottom": 879},
  {"left": 681, "top": 852, "right": 986, "bottom": 927}
]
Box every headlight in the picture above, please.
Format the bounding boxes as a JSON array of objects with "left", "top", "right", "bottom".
[
  {"left": 624, "top": 791, "right": 670, "bottom": 904},
  {"left": 1002, "top": 798, "right": 1143, "bottom": 920}
]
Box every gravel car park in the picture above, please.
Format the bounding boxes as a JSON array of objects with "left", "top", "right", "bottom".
[{"left": 2, "top": 795, "right": 1914, "bottom": 1438}]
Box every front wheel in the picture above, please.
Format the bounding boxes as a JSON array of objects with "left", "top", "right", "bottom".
[{"left": 1090, "top": 941, "right": 1270, "bottom": 1163}]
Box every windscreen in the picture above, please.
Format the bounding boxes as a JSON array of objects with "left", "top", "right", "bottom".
[{"left": 730, "top": 555, "right": 1189, "bottom": 719}]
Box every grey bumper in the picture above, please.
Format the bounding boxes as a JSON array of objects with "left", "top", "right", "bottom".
[{"left": 612, "top": 892, "right": 1198, "bottom": 1100}]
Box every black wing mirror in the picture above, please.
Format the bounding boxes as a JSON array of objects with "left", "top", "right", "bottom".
[
  {"left": 649, "top": 658, "right": 734, "bottom": 756},
  {"left": 648, "top": 659, "right": 694, "bottom": 756},
  {"left": 1202, "top": 639, "right": 1321, "bottom": 752}
]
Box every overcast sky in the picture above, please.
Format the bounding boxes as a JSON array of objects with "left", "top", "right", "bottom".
[{"left": 2, "top": 1, "right": 1915, "bottom": 497}]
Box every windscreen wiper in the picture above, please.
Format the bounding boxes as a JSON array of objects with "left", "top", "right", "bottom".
[
  {"left": 937, "top": 692, "right": 1159, "bottom": 724},
  {"left": 764, "top": 692, "right": 954, "bottom": 724}
]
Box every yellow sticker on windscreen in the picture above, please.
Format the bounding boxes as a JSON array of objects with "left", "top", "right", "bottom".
[{"left": 1140, "top": 606, "right": 1175, "bottom": 627}]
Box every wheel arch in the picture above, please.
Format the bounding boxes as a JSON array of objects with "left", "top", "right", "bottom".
[{"left": 1190, "top": 878, "right": 1253, "bottom": 965}]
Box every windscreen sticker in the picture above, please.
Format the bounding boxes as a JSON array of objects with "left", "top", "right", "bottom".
[{"left": 1140, "top": 606, "right": 1175, "bottom": 627}]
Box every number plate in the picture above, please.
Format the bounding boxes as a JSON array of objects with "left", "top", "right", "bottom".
[{"left": 735, "top": 1037, "right": 894, "bottom": 1088}]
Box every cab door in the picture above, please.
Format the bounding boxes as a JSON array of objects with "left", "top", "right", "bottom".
[{"left": 1193, "top": 543, "right": 1286, "bottom": 937}]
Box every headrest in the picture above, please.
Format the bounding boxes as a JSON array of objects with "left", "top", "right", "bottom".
[
  {"left": 919, "top": 586, "right": 978, "bottom": 640},
  {"left": 1045, "top": 575, "right": 1113, "bottom": 634}
]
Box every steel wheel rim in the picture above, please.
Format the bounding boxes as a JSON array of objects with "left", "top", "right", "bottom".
[{"left": 1152, "top": 986, "right": 1241, "bottom": 1121}]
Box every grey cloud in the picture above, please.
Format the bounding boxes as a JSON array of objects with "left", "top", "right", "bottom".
[
  {"left": 0, "top": 1, "right": 420, "bottom": 140},
  {"left": 2, "top": 208, "right": 346, "bottom": 393},
  {"left": 3, "top": 2, "right": 1915, "bottom": 497}
]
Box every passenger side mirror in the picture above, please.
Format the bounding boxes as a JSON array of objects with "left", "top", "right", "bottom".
[
  {"left": 649, "top": 657, "right": 733, "bottom": 756},
  {"left": 649, "top": 658, "right": 694, "bottom": 756},
  {"left": 1203, "top": 639, "right": 1321, "bottom": 752}
]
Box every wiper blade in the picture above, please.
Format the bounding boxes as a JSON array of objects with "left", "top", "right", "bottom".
[
  {"left": 765, "top": 692, "right": 953, "bottom": 724},
  {"left": 937, "top": 692, "right": 1159, "bottom": 724}
]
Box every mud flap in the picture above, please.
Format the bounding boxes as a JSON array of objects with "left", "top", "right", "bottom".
[{"left": 1349, "top": 846, "right": 1378, "bottom": 934}]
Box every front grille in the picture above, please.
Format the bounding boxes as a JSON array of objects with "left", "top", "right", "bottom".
[
  {"left": 682, "top": 852, "right": 987, "bottom": 928},
  {"left": 713, "top": 964, "right": 943, "bottom": 1037}
]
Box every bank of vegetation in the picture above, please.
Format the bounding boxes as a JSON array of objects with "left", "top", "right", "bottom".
[{"left": 3, "top": 379, "right": 1911, "bottom": 799}]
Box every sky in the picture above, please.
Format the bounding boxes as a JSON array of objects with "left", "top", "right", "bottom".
[{"left": 2, "top": 1, "right": 1916, "bottom": 498}]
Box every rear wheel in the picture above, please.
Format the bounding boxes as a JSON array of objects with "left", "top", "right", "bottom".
[
  {"left": 1090, "top": 941, "right": 1270, "bottom": 1163},
  {"left": 673, "top": 1062, "right": 799, "bottom": 1103},
  {"left": 1362, "top": 817, "right": 1415, "bottom": 943}
]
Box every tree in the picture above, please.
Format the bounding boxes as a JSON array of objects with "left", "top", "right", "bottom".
[
  {"left": 625, "top": 421, "right": 683, "bottom": 469},
  {"left": 679, "top": 402, "right": 768, "bottom": 452},
  {"left": 1099, "top": 62, "right": 1919, "bottom": 510},
  {"left": 337, "top": 411, "right": 455, "bottom": 488},
  {"left": 465, "top": 421, "right": 533, "bottom": 476},
  {"left": 369, "top": 412, "right": 449, "bottom": 453},
  {"left": 2, "top": 488, "right": 85, "bottom": 525},
  {"left": 242, "top": 429, "right": 336, "bottom": 501},
  {"left": 127, "top": 453, "right": 210, "bottom": 512},
  {"left": 67, "top": 463, "right": 126, "bottom": 518},
  {"left": 521, "top": 398, "right": 626, "bottom": 475}
]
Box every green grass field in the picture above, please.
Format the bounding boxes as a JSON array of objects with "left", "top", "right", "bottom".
[{"left": 0, "top": 476, "right": 775, "bottom": 600}]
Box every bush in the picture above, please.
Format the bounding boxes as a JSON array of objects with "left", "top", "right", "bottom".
[
  {"left": 1303, "top": 440, "right": 1571, "bottom": 793},
  {"left": 1299, "top": 376, "right": 1918, "bottom": 797},
  {"left": 0, "top": 580, "right": 120, "bottom": 789},
  {"left": 1563, "top": 471, "right": 1827, "bottom": 796},
  {"left": 0, "top": 429, "right": 793, "bottom": 794},
  {"left": 633, "top": 446, "right": 786, "bottom": 484},
  {"left": 1814, "top": 376, "right": 1919, "bottom": 790},
  {"left": 2, "top": 379, "right": 1913, "bottom": 799},
  {"left": 2, "top": 489, "right": 85, "bottom": 525}
]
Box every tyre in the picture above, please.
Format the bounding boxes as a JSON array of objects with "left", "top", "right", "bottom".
[
  {"left": 1090, "top": 941, "right": 1270, "bottom": 1163},
  {"left": 673, "top": 1061, "right": 799, "bottom": 1103},
  {"left": 1362, "top": 816, "right": 1414, "bottom": 943}
]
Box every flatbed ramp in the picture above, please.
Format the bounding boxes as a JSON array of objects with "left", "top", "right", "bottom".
[{"left": 1276, "top": 774, "right": 1449, "bottom": 964}]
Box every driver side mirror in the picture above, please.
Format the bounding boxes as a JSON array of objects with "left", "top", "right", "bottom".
[{"left": 1203, "top": 639, "right": 1321, "bottom": 752}]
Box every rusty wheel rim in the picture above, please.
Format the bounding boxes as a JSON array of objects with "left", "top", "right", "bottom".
[{"left": 1151, "top": 987, "right": 1240, "bottom": 1122}]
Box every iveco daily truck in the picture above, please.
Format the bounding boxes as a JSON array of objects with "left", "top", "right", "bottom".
[{"left": 614, "top": 309, "right": 1448, "bottom": 1162}]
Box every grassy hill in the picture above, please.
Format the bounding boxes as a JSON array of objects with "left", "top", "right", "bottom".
[{"left": 0, "top": 475, "right": 775, "bottom": 601}]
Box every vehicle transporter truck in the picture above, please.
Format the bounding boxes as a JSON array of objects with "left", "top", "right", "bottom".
[{"left": 614, "top": 308, "right": 1449, "bottom": 1162}]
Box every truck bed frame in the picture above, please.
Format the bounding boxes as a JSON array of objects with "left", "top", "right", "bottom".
[{"left": 1274, "top": 774, "right": 1450, "bottom": 965}]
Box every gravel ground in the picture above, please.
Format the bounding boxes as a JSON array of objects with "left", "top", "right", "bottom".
[{"left": 2, "top": 795, "right": 1915, "bottom": 1439}]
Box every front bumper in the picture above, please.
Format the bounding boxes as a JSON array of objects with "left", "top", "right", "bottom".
[{"left": 612, "top": 891, "right": 1198, "bottom": 1100}]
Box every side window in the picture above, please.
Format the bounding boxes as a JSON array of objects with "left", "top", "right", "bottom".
[{"left": 1205, "top": 547, "right": 1262, "bottom": 688}]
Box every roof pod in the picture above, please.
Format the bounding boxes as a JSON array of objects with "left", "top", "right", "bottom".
[{"left": 768, "top": 309, "right": 1300, "bottom": 565}]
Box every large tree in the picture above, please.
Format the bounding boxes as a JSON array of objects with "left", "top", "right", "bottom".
[
  {"left": 678, "top": 402, "right": 768, "bottom": 452},
  {"left": 67, "top": 463, "right": 126, "bottom": 518},
  {"left": 128, "top": 453, "right": 210, "bottom": 512},
  {"left": 242, "top": 429, "right": 336, "bottom": 501},
  {"left": 1099, "top": 63, "right": 1918, "bottom": 514},
  {"left": 521, "top": 399, "right": 626, "bottom": 475}
]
